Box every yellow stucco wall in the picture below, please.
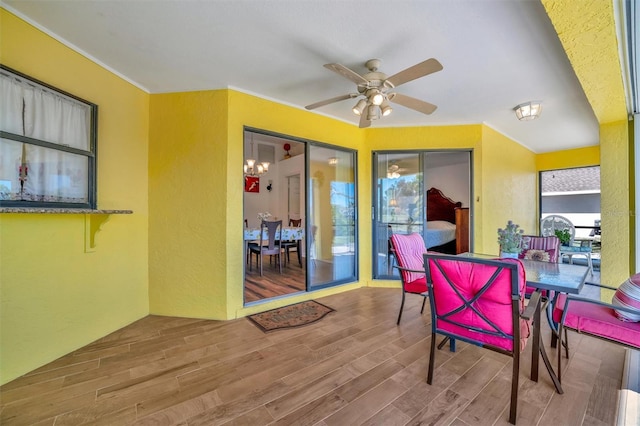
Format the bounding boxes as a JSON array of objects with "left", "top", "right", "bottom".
[
  {"left": 480, "top": 126, "right": 538, "bottom": 252},
  {"left": 542, "top": 0, "right": 627, "bottom": 124},
  {"left": 148, "top": 90, "right": 230, "bottom": 319},
  {"left": 536, "top": 146, "right": 600, "bottom": 171},
  {"left": 0, "top": 10, "right": 150, "bottom": 384},
  {"left": 600, "top": 121, "right": 632, "bottom": 290}
]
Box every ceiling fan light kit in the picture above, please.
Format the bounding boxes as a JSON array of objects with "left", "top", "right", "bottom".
[
  {"left": 352, "top": 99, "right": 367, "bottom": 115},
  {"left": 514, "top": 101, "right": 542, "bottom": 121},
  {"left": 306, "top": 58, "right": 443, "bottom": 128}
]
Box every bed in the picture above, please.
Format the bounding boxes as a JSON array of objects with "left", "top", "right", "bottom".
[{"left": 425, "top": 187, "right": 468, "bottom": 253}]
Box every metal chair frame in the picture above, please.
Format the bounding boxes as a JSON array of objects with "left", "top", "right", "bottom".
[{"left": 424, "top": 253, "right": 541, "bottom": 425}]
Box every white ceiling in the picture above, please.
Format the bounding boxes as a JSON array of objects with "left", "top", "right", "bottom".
[{"left": 4, "top": 0, "right": 602, "bottom": 153}]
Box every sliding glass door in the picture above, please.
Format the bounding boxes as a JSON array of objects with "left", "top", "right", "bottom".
[
  {"left": 373, "top": 152, "right": 423, "bottom": 278},
  {"left": 372, "top": 150, "right": 472, "bottom": 279},
  {"left": 308, "top": 145, "right": 358, "bottom": 289}
]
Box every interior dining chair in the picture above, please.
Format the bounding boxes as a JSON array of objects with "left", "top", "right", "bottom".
[
  {"left": 540, "top": 215, "right": 593, "bottom": 272},
  {"left": 423, "top": 253, "right": 541, "bottom": 425},
  {"left": 389, "top": 233, "right": 429, "bottom": 325},
  {"left": 248, "top": 220, "right": 283, "bottom": 276},
  {"left": 553, "top": 274, "right": 640, "bottom": 384},
  {"left": 281, "top": 218, "right": 302, "bottom": 267}
]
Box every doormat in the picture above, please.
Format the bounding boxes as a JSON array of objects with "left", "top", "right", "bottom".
[{"left": 247, "top": 300, "right": 335, "bottom": 332}]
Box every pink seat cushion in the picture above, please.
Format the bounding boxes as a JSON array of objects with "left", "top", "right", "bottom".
[
  {"left": 428, "top": 258, "right": 530, "bottom": 352},
  {"left": 391, "top": 233, "right": 427, "bottom": 283},
  {"left": 553, "top": 294, "right": 640, "bottom": 348},
  {"left": 612, "top": 274, "right": 640, "bottom": 322},
  {"left": 405, "top": 276, "right": 427, "bottom": 294}
]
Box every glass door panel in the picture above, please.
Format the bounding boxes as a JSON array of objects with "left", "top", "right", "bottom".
[
  {"left": 308, "top": 145, "right": 357, "bottom": 289},
  {"left": 373, "top": 152, "right": 423, "bottom": 278}
]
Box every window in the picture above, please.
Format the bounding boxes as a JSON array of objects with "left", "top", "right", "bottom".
[{"left": 0, "top": 65, "right": 97, "bottom": 208}]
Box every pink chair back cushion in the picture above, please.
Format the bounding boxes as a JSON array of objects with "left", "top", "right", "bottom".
[
  {"left": 553, "top": 294, "right": 640, "bottom": 348},
  {"left": 391, "top": 233, "right": 427, "bottom": 283},
  {"left": 612, "top": 273, "right": 640, "bottom": 322},
  {"left": 518, "top": 235, "right": 560, "bottom": 263},
  {"left": 428, "top": 258, "right": 530, "bottom": 352}
]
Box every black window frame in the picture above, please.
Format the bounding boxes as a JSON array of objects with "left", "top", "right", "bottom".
[{"left": 0, "top": 64, "right": 98, "bottom": 209}]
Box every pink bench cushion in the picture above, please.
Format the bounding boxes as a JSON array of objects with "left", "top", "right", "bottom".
[
  {"left": 391, "top": 233, "right": 427, "bottom": 284},
  {"left": 428, "top": 258, "right": 530, "bottom": 352},
  {"left": 553, "top": 294, "right": 640, "bottom": 348}
]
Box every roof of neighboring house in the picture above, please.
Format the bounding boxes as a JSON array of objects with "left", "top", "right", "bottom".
[{"left": 541, "top": 167, "right": 600, "bottom": 193}]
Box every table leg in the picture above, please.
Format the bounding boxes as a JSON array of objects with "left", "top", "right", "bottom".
[
  {"left": 530, "top": 293, "right": 563, "bottom": 393},
  {"left": 297, "top": 240, "right": 302, "bottom": 267},
  {"left": 532, "top": 295, "right": 541, "bottom": 383}
]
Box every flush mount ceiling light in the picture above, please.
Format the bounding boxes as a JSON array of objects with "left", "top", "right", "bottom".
[
  {"left": 328, "top": 157, "right": 338, "bottom": 166},
  {"left": 514, "top": 101, "right": 542, "bottom": 121}
]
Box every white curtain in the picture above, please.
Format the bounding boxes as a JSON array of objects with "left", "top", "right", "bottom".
[
  {"left": 0, "top": 72, "right": 90, "bottom": 203},
  {"left": 0, "top": 74, "right": 25, "bottom": 199}
]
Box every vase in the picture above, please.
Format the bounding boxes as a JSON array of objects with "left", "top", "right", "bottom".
[{"left": 500, "top": 251, "right": 519, "bottom": 259}]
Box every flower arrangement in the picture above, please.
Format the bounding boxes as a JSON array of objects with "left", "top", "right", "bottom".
[
  {"left": 257, "top": 211, "right": 272, "bottom": 221},
  {"left": 497, "top": 220, "right": 528, "bottom": 254}
]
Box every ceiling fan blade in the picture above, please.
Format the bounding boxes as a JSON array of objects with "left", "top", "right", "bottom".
[
  {"left": 305, "top": 93, "right": 356, "bottom": 110},
  {"left": 359, "top": 113, "right": 371, "bottom": 128},
  {"left": 389, "top": 93, "right": 438, "bottom": 115},
  {"left": 324, "top": 63, "right": 369, "bottom": 85},
  {"left": 386, "top": 58, "right": 443, "bottom": 87}
]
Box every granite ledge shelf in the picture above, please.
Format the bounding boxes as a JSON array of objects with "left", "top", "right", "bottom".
[{"left": 0, "top": 208, "right": 133, "bottom": 214}]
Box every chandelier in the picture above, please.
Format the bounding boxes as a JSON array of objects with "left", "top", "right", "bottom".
[{"left": 244, "top": 134, "right": 269, "bottom": 176}]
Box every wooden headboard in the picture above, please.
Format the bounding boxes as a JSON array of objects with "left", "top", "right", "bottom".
[{"left": 426, "top": 187, "right": 462, "bottom": 223}]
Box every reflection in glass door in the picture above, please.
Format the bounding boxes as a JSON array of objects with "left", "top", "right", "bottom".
[
  {"left": 372, "top": 150, "right": 472, "bottom": 279},
  {"left": 308, "top": 145, "right": 357, "bottom": 289},
  {"left": 373, "top": 152, "right": 423, "bottom": 278}
]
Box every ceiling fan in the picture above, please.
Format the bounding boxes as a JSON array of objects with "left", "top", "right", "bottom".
[
  {"left": 387, "top": 162, "right": 410, "bottom": 178},
  {"left": 305, "top": 58, "right": 443, "bottom": 128}
]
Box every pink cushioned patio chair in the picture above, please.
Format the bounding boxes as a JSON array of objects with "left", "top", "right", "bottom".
[
  {"left": 424, "top": 253, "right": 542, "bottom": 425},
  {"left": 389, "top": 233, "right": 429, "bottom": 325},
  {"left": 553, "top": 280, "right": 640, "bottom": 384}
]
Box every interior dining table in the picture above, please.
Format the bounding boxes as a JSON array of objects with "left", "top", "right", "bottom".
[
  {"left": 458, "top": 252, "right": 590, "bottom": 394},
  {"left": 244, "top": 226, "right": 305, "bottom": 267}
]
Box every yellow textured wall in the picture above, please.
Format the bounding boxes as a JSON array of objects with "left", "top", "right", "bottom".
[
  {"left": 480, "top": 126, "right": 538, "bottom": 252},
  {"left": 541, "top": 0, "right": 627, "bottom": 123},
  {"left": 0, "top": 10, "right": 149, "bottom": 385},
  {"left": 536, "top": 146, "right": 600, "bottom": 171},
  {"left": 148, "top": 90, "right": 230, "bottom": 318},
  {"left": 600, "top": 121, "right": 631, "bottom": 289}
]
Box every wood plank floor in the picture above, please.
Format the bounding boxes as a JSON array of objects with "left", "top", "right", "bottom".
[{"left": 0, "top": 287, "right": 624, "bottom": 425}]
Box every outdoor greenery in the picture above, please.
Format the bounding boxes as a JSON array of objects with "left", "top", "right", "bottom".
[{"left": 554, "top": 229, "right": 571, "bottom": 245}]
